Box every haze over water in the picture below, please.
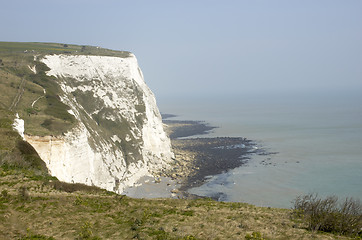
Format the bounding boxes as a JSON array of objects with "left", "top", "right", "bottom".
[{"left": 159, "top": 90, "right": 362, "bottom": 208}]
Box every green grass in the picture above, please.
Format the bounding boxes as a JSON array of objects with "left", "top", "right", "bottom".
[
  {"left": 0, "top": 45, "right": 75, "bottom": 135},
  {"left": 0, "top": 41, "right": 131, "bottom": 58},
  {"left": 0, "top": 41, "right": 133, "bottom": 136},
  {"left": 0, "top": 163, "right": 356, "bottom": 239},
  {"left": 0, "top": 108, "right": 49, "bottom": 177}
]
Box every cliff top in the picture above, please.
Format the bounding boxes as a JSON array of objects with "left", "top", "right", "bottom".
[
  {"left": 0, "top": 42, "right": 133, "bottom": 136},
  {"left": 0, "top": 41, "right": 131, "bottom": 58}
]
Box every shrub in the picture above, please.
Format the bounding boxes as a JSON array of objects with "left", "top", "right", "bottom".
[
  {"left": 41, "top": 119, "right": 53, "bottom": 129},
  {"left": 75, "top": 222, "right": 101, "bottom": 240},
  {"left": 0, "top": 118, "right": 12, "bottom": 128},
  {"left": 292, "top": 193, "right": 362, "bottom": 236},
  {"left": 337, "top": 197, "right": 362, "bottom": 236},
  {"left": 148, "top": 227, "right": 170, "bottom": 239},
  {"left": 25, "top": 107, "right": 38, "bottom": 116},
  {"left": 183, "top": 235, "right": 198, "bottom": 240},
  {"left": 245, "top": 231, "right": 265, "bottom": 240},
  {"left": 76, "top": 222, "right": 93, "bottom": 239},
  {"left": 19, "top": 234, "right": 55, "bottom": 240},
  {"left": 18, "top": 186, "right": 30, "bottom": 201},
  {"left": 47, "top": 180, "right": 104, "bottom": 193},
  {"left": 1, "top": 189, "right": 8, "bottom": 198},
  {"left": 180, "top": 210, "right": 194, "bottom": 216}
]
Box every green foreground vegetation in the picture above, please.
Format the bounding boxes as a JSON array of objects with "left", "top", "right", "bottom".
[{"left": 1, "top": 165, "right": 358, "bottom": 240}]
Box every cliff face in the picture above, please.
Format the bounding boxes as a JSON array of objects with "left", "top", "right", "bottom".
[{"left": 24, "top": 54, "right": 172, "bottom": 193}]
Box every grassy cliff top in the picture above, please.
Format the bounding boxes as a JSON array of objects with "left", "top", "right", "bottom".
[
  {"left": 0, "top": 42, "right": 133, "bottom": 136},
  {"left": 0, "top": 41, "right": 132, "bottom": 136},
  {"left": 0, "top": 42, "right": 131, "bottom": 58}
]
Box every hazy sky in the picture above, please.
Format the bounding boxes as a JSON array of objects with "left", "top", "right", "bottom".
[{"left": 2, "top": 0, "right": 361, "bottom": 100}]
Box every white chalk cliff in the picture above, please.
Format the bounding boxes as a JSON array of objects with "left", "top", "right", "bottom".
[{"left": 24, "top": 54, "right": 173, "bottom": 193}]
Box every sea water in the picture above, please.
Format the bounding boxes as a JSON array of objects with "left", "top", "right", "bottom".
[{"left": 158, "top": 90, "right": 362, "bottom": 208}]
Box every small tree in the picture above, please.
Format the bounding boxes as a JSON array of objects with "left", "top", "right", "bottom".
[{"left": 292, "top": 193, "right": 362, "bottom": 237}]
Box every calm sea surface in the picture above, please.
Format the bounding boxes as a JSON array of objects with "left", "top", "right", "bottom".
[{"left": 158, "top": 91, "right": 362, "bottom": 208}]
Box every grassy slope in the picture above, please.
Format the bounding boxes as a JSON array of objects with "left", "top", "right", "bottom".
[
  {"left": 0, "top": 41, "right": 130, "bottom": 136},
  {"left": 0, "top": 166, "right": 351, "bottom": 240}
]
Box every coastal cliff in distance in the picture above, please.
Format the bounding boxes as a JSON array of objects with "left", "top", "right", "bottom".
[
  {"left": 27, "top": 54, "right": 173, "bottom": 193},
  {"left": 0, "top": 42, "right": 173, "bottom": 193}
]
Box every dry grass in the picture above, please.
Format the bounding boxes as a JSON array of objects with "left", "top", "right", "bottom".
[{"left": 0, "top": 166, "right": 355, "bottom": 240}]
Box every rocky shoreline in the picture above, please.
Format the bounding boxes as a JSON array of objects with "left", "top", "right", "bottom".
[{"left": 158, "top": 115, "right": 270, "bottom": 199}]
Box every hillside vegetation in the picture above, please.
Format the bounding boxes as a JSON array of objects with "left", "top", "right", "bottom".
[
  {"left": 0, "top": 42, "right": 130, "bottom": 136},
  {"left": 0, "top": 158, "right": 355, "bottom": 239}
]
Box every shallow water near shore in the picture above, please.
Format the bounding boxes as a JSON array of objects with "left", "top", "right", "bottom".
[
  {"left": 123, "top": 176, "right": 180, "bottom": 199},
  {"left": 158, "top": 90, "right": 362, "bottom": 208}
]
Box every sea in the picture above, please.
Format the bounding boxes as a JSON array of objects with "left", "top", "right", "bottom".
[{"left": 157, "top": 90, "right": 362, "bottom": 208}]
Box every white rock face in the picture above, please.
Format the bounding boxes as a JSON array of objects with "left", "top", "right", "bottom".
[
  {"left": 25, "top": 54, "right": 173, "bottom": 193},
  {"left": 13, "top": 113, "right": 25, "bottom": 139}
]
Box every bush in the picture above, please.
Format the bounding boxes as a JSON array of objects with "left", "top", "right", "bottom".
[
  {"left": 40, "top": 118, "right": 53, "bottom": 129},
  {"left": 183, "top": 235, "right": 198, "bottom": 240},
  {"left": 19, "top": 234, "right": 55, "bottom": 240},
  {"left": 76, "top": 221, "right": 101, "bottom": 240},
  {"left": 292, "top": 193, "right": 362, "bottom": 236},
  {"left": 47, "top": 180, "right": 104, "bottom": 193},
  {"left": 0, "top": 118, "right": 12, "bottom": 128},
  {"left": 245, "top": 231, "right": 266, "bottom": 240},
  {"left": 1, "top": 189, "right": 8, "bottom": 198},
  {"left": 180, "top": 210, "right": 194, "bottom": 216},
  {"left": 18, "top": 186, "right": 30, "bottom": 201}
]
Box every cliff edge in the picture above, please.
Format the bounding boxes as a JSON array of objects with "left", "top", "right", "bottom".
[
  {"left": 0, "top": 42, "right": 172, "bottom": 193},
  {"left": 25, "top": 54, "right": 172, "bottom": 193}
]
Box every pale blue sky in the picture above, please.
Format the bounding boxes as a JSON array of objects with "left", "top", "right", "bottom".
[{"left": 2, "top": 0, "right": 361, "bottom": 100}]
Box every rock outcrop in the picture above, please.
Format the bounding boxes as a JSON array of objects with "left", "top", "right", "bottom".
[{"left": 24, "top": 54, "right": 173, "bottom": 193}]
